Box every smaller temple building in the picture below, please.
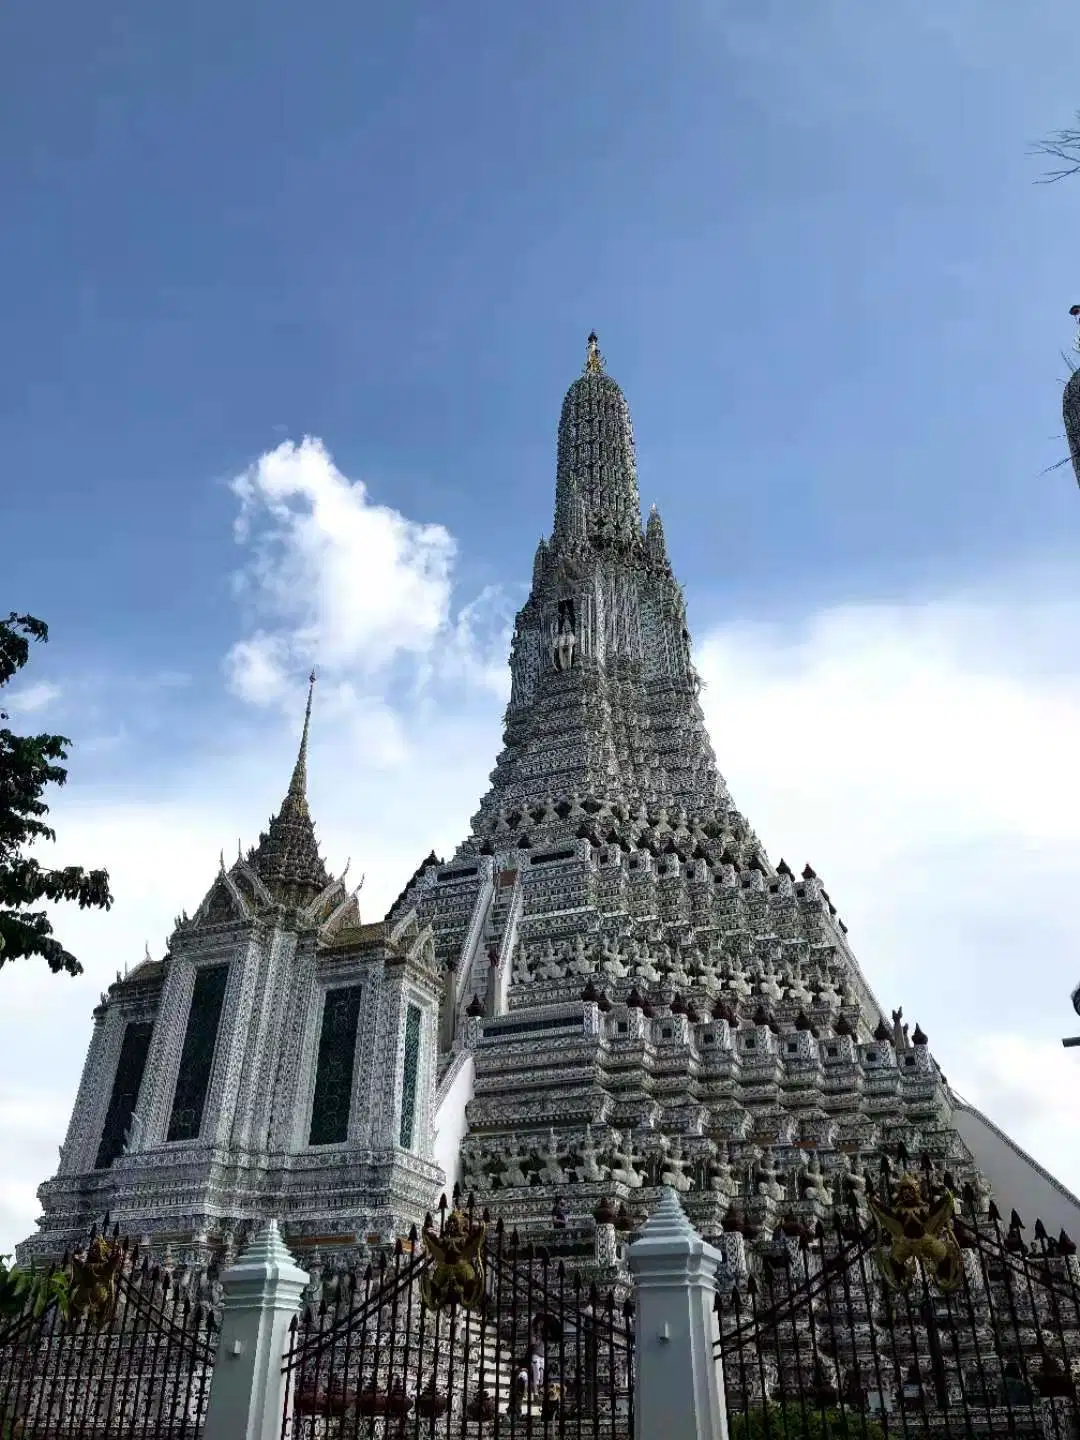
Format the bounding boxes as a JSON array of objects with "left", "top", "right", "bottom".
[{"left": 28, "top": 678, "right": 444, "bottom": 1265}]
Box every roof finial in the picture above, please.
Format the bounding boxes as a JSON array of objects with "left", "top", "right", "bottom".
[
  {"left": 288, "top": 669, "right": 317, "bottom": 803},
  {"left": 1071, "top": 304, "right": 1080, "bottom": 352},
  {"left": 585, "top": 331, "right": 605, "bottom": 375}
]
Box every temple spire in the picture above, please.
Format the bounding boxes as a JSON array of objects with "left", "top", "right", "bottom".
[
  {"left": 288, "top": 669, "right": 317, "bottom": 804},
  {"left": 247, "top": 670, "right": 329, "bottom": 901},
  {"left": 554, "top": 333, "right": 641, "bottom": 549}
]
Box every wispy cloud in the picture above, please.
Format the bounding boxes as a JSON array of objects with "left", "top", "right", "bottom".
[
  {"left": 4, "top": 680, "right": 61, "bottom": 716},
  {"left": 227, "top": 437, "right": 489, "bottom": 706}
]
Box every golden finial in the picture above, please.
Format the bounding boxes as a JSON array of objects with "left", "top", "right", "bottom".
[{"left": 585, "top": 331, "right": 605, "bottom": 375}]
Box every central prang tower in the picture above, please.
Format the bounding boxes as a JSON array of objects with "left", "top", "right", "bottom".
[
  {"left": 31, "top": 332, "right": 1080, "bottom": 1273},
  {"left": 390, "top": 333, "right": 974, "bottom": 1257},
  {"left": 478, "top": 332, "right": 749, "bottom": 833}
]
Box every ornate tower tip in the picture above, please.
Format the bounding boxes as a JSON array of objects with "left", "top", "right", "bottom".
[
  {"left": 585, "top": 331, "right": 605, "bottom": 374},
  {"left": 1071, "top": 304, "right": 1080, "bottom": 350},
  {"left": 287, "top": 669, "right": 317, "bottom": 803}
]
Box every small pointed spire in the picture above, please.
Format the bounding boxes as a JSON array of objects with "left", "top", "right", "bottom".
[
  {"left": 645, "top": 504, "right": 668, "bottom": 562},
  {"left": 288, "top": 669, "right": 317, "bottom": 803},
  {"left": 585, "top": 330, "right": 605, "bottom": 374},
  {"left": 246, "top": 668, "right": 329, "bottom": 901}
]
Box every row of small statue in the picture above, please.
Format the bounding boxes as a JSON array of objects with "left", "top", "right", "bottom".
[
  {"left": 488, "top": 797, "right": 710, "bottom": 840},
  {"left": 514, "top": 933, "right": 853, "bottom": 1009},
  {"left": 461, "top": 1128, "right": 871, "bottom": 1209}
]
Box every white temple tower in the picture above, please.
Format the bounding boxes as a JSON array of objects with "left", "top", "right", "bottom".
[{"left": 25, "top": 335, "right": 1080, "bottom": 1266}]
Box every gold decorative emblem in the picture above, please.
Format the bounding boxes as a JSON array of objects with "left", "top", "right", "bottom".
[
  {"left": 868, "top": 1173, "right": 963, "bottom": 1294},
  {"left": 420, "top": 1209, "right": 487, "bottom": 1312},
  {"left": 68, "top": 1235, "right": 124, "bottom": 1326}
]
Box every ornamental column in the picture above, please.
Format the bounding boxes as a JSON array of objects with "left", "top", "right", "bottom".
[
  {"left": 627, "top": 1186, "right": 730, "bottom": 1440},
  {"left": 202, "top": 1220, "right": 309, "bottom": 1440}
]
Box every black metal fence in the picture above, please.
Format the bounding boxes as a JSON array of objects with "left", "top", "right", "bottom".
[
  {"left": 716, "top": 1157, "right": 1080, "bottom": 1439},
  {"left": 0, "top": 1228, "right": 217, "bottom": 1438},
  {"left": 281, "top": 1195, "right": 635, "bottom": 1438}
]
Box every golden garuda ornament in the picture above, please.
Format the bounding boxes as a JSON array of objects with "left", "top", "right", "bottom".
[
  {"left": 68, "top": 1235, "right": 125, "bottom": 1327},
  {"left": 868, "top": 1173, "right": 963, "bottom": 1294},
  {"left": 420, "top": 1209, "right": 487, "bottom": 1313}
]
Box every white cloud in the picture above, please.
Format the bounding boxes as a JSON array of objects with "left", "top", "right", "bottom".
[
  {"left": 227, "top": 437, "right": 464, "bottom": 702},
  {"left": 4, "top": 680, "right": 61, "bottom": 716}
]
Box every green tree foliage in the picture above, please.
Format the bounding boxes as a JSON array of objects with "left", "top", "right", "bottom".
[
  {"left": 0, "top": 1252, "right": 70, "bottom": 1322},
  {"left": 0, "top": 612, "right": 113, "bottom": 976},
  {"left": 729, "top": 1404, "right": 886, "bottom": 1440}
]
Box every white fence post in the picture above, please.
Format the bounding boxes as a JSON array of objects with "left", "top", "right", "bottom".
[
  {"left": 203, "top": 1220, "right": 309, "bottom": 1440},
  {"left": 627, "top": 1186, "right": 730, "bottom": 1440}
]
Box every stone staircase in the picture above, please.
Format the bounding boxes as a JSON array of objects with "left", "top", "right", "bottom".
[{"left": 461, "top": 867, "right": 521, "bottom": 1016}]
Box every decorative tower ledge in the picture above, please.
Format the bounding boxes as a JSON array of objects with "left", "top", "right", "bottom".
[
  {"left": 203, "top": 1220, "right": 309, "bottom": 1440},
  {"left": 628, "top": 1186, "right": 730, "bottom": 1440}
]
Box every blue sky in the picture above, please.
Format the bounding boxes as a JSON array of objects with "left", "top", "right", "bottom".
[{"left": 3, "top": 1, "right": 1080, "bottom": 1248}]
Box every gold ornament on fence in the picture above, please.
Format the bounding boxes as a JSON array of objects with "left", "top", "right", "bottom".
[
  {"left": 868, "top": 1173, "right": 963, "bottom": 1294},
  {"left": 420, "top": 1209, "right": 486, "bottom": 1313},
  {"left": 68, "top": 1235, "right": 124, "bottom": 1327}
]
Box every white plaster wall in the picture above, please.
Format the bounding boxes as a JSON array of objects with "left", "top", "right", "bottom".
[
  {"left": 432, "top": 1052, "right": 475, "bottom": 1201},
  {"left": 952, "top": 1094, "right": 1080, "bottom": 1237}
]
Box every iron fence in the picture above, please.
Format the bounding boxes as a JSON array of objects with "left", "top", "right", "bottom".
[
  {"left": 281, "top": 1194, "right": 635, "bottom": 1439},
  {"left": 716, "top": 1155, "right": 1080, "bottom": 1439},
  {"left": 0, "top": 1227, "right": 217, "bottom": 1439}
]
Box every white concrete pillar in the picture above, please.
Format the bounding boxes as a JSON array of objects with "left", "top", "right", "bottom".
[
  {"left": 627, "top": 1186, "right": 729, "bottom": 1440},
  {"left": 203, "top": 1220, "right": 309, "bottom": 1440}
]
